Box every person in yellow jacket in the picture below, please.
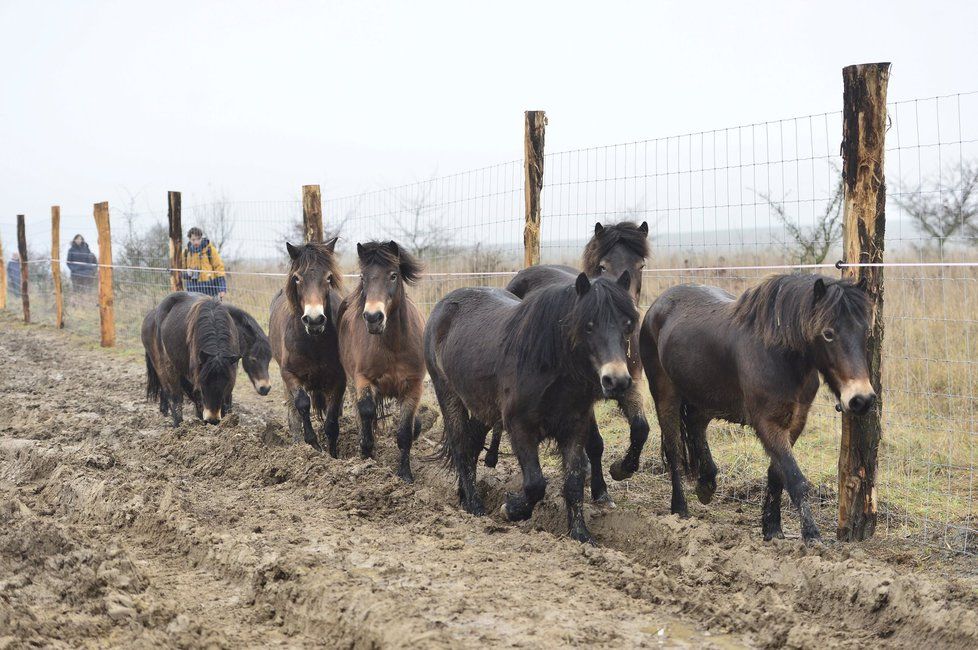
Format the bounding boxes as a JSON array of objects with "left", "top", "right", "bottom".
[{"left": 183, "top": 227, "right": 227, "bottom": 299}]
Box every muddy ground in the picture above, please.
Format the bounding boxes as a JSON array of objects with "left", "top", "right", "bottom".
[{"left": 2, "top": 313, "right": 978, "bottom": 648}]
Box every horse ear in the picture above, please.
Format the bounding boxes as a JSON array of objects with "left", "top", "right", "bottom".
[
  {"left": 813, "top": 277, "right": 827, "bottom": 303},
  {"left": 594, "top": 223, "right": 604, "bottom": 235},
  {"left": 324, "top": 236, "right": 338, "bottom": 253},
  {"left": 617, "top": 270, "right": 631, "bottom": 290},
  {"left": 286, "top": 242, "right": 300, "bottom": 260},
  {"left": 856, "top": 277, "right": 868, "bottom": 292},
  {"left": 639, "top": 221, "right": 649, "bottom": 235},
  {"left": 198, "top": 349, "right": 212, "bottom": 364},
  {"left": 356, "top": 242, "right": 365, "bottom": 258},
  {"left": 386, "top": 240, "right": 399, "bottom": 256},
  {"left": 575, "top": 272, "right": 591, "bottom": 296}
]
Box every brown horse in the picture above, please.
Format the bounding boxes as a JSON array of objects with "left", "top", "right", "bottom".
[
  {"left": 426, "top": 272, "right": 638, "bottom": 544},
  {"left": 485, "top": 221, "right": 650, "bottom": 504},
  {"left": 268, "top": 239, "right": 346, "bottom": 454},
  {"left": 640, "top": 274, "right": 874, "bottom": 543},
  {"left": 337, "top": 241, "right": 425, "bottom": 482},
  {"left": 142, "top": 292, "right": 241, "bottom": 426}
]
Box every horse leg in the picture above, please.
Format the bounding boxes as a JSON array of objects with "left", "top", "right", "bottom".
[
  {"left": 762, "top": 461, "right": 785, "bottom": 540},
  {"left": 431, "top": 374, "right": 484, "bottom": 515},
  {"left": 561, "top": 419, "right": 595, "bottom": 544},
  {"left": 322, "top": 382, "right": 345, "bottom": 459},
  {"left": 354, "top": 378, "right": 376, "bottom": 459},
  {"left": 501, "top": 421, "right": 547, "bottom": 522},
  {"left": 168, "top": 392, "right": 184, "bottom": 427},
  {"left": 484, "top": 423, "right": 503, "bottom": 468},
  {"left": 394, "top": 384, "right": 423, "bottom": 483},
  {"left": 584, "top": 414, "right": 613, "bottom": 505},
  {"left": 293, "top": 388, "right": 322, "bottom": 452},
  {"left": 158, "top": 390, "right": 170, "bottom": 416},
  {"left": 685, "top": 408, "right": 718, "bottom": 505},
  {"left": 609, "top": 382, "right": 650, "bottom": 481},
  {"left": 650, "top": 375, "right": 688, "bottom": 517},
  {"left": 758, "top": 420, "right": 820, "bottom": 544}
]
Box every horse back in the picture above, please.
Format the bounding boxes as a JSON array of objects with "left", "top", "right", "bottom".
[{"left": 505, "top": 264, "right": 577, "bottom": 299}]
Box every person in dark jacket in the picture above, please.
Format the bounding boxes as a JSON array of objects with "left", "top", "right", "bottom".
[
  {"left": 183, "top": 227, "right": 227, "bottom": 298},
  {"left": 6, "top": 252, "right": 21, "bottom": 298},
  {"left": 67, "top": 234, "right": 98, "bottom": 292}
]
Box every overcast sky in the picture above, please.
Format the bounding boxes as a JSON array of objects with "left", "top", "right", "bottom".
[{"left": 2, "top": 0, "right": 976, "bottom": 230}]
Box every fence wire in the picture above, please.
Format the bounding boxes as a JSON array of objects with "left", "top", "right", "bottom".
[{"left": 2, "top": 91, "right": 976, "bottom": 554}]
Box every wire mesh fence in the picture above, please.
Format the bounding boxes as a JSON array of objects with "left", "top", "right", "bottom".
[{"left": 2, "top": 89, "right": 976, "bottom": 553}]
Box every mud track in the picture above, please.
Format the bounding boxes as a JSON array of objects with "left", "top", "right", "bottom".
[{"left": 2, "top": 314, "right": 977, "bottom": 648}]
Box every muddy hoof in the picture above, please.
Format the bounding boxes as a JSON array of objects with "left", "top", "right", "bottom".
[
  {"left": 570, "top": 528, "right": 597, "bottom": 546},
  {"left": 592, "top": 491, "right": 616, "bottom": 508},
  {"left": 608, "top": 460, "right": 634, "bottom": 482},
  {"left": 327, "top": 440, "right": 339, "bottom": 459},
  {"left": 397, "top": 464, "right": 414, "bottom": 484},
  {"left": 359, "top": 446, "right": 374, "bottom": 460},
  {"left": 306, "top": 438, "right": 323, "bottom": 453},
  {"left": 763, "top": 529, "right": 785, "bottom": 541},
  {"left": 695, "top": 480, "right": 716, "bottom": 505},
  {"left": 483, "top": 451, "right": 498, "bottom": 468},
  {"left": 802, "top": 533, "right": 823, "bottom": 547},
  {"left": 463, "top": 498, "right": 485, "bottom": 517}
]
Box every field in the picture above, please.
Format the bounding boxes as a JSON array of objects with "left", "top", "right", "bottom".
[{"left": 3, "top": 311, "right": 978, "bottom": 648}]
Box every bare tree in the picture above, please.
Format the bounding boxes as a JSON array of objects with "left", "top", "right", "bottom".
[
  {"left": 393, "top": 183, "right": 457, "bottom": 259},
  {"left": 282, "top": 204, "right": 353, "bottom": 247},
  {"left": 117, "top": 189, "right": 168, "bottom": 268},
  {"left": 894, "top": 162, "right": 978, "bottom": 248},
  {"left": 465, "top": 242, "right": 506, "bottom": 273},
  {"left": 760, "top": 176, "right": 844, "bottom": 265},
  {"left": 193, "top": 189, "right": 237, "bottom": 261}
]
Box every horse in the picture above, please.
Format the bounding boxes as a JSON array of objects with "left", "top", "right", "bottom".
[
  {"left": 337, "top": 241, "right": 425, "bottom": 482},
  {"left": 484, "top": 221, "right": 650, "bottom": 505},
  {"left": 223, "top": 304, "right": 273, "bottom": 414},
  {"left": 268, "top": 239, "right": 346, "bottom": 454},
  {"left": 142, "top": 292, "right": 241, "bottom": 426},
  {"left": 425, "top": 271, "right": 638, "bottom": 544},
  {"left": 639, "top": 274, "right": 874, "bottom": 543}
]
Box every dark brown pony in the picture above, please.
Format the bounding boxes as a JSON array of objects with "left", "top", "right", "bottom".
[
  {"left": 225, "top": 304, "right": 273, "bottom": 397},
  {"left": 268, "top": 239, "right": 346, "bottom": 453},
  {"left": 142, "top": 292, "right": 241, "bottom": 426},
  {"left": 337, "top": 241, "right": 425, "bottom": 482},
  {"left": 640, "top": 274, "right": 874, "bottom": 543},
  {"left": 486, "top": 221, "right": 650, "bottom": 504},
  {"left": 426, "top": 272, "right": 638, "bottom": 544}
]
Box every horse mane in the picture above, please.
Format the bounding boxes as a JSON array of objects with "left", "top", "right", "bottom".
[
  {"left": 731, "top": 274, "right": 871, "bottom": 352},
  {"left": 356, "top": 241, "right": 423, "bottom": 284},
  {"left": 186, "top": 299, "right": 238, "bottom": 384},
  {"left": 226, "top": 305, "right": 271, "bottom": 360},
  {"left": 582, "top": 221, "right": 650, "bottom": 276},
  {"left": 504, "top": 278, "right": 638, "bottom": 379},
  {"left": 285, "top": 241, "right": 344, "bottom": 317}
]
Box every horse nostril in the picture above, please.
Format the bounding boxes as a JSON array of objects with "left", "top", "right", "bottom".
[
  {"left": 258, "top": 385, "right": 270, "bottom": 396},
  {"left": 303, "top": 314, "right": 325, "bottom": 326},
  {"left": 601, "top": 374, "right": 630, "bottom": 393},
  {"left": 364, "top": 311, "right": 384, "bottom": 324},
  {"left": 849, "top": 394, "right": 875, "bottom": 415}
]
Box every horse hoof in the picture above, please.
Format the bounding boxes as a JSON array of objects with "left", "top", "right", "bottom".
[
  {"left": 763, "top": 529, "right": 785, "bottom": 541},
  {"left": 360, "top": 447, "right": 374, "bottom": 460},
  {"left": 570, "top": 529, "right": 597, "bottom": 546},
  {"left": 397, "top": 467, "right": 414, "bottom": 484},
  {"left": 695, "top": 480, "right": 716, "bottom": 505},
  {"left": 500, "top": 503, "right": 513, "bottom": 521},
  {"left": 592, "top": 491, "right": 616, "bottom": 508},
  {"left": 609, "top": 461, "right": 634, "bottom": 482},
  {"left": 464, "top": 499, "right": 485, "bottom": 517},
  {"left": 483, "top": 452, "right": 498, "bottom": 469},
  {"left": 803, "top": 533, "right": 823, "bottom": 547},
  {"left": 327, "top": 442, "right": 339, "bottom": 459}
]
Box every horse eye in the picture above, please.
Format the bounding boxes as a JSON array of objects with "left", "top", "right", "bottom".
[
  {"left": 390, "top": 272, "right": 398, "bottom": 281},
  {"left": 598, "top": 265, "right": 607, "bottom": 273},
  {"left": 822, "top": 329, "right": 836, "bottom": 342},
  {"left": 624, "top": 319, "right": 632, "bottom": 332},
  {"left": 292, "top": 275, "right": 300, "bottom": 284},
  {"left": 585, "top": 321, "right": 594, "bottom": 334}
]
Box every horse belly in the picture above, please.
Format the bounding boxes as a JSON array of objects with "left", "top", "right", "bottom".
[{"left": 660, "top": 326, "right": 744, "bottom": 423}]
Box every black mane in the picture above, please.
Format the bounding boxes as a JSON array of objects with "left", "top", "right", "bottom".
[{"left": 582, "top": 221, "right": 650, "bottom": 276}]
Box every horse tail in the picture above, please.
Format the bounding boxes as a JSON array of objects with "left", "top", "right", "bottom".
[{"left": 145, "top": 352, "right": 162, "bottom": 402}]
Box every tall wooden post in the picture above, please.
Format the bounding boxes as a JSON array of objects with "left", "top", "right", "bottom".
[
  {"left": 168, "top": 191, "right": 184, "bottom": 291},
  {"left": 838, "top": 62, "right": 890, "bottom": 542},
  {"left": 94, "top": 201, "right": 115, "bottom": 347},
  {"left": 302, "top": 185, "right": 323, "bottom": 243},
  {"left": 16, "top": 215, "right": 29, "bottom": 323},
  {"left": 523, "top": 111, "right": 546, "bottom": 267},
  {"left": 0, "top": 234, "right": 6, "bottom": 310},
  {"left": 51, "top": 206, "right": 64, "bottom": 328}
]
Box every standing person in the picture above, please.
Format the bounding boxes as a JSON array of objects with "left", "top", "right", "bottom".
[
  {"left": 7, "top": 252, "right": 21, "bottom": 298},
  {"left": 66, "top": 234, "right": 98, "bottom": 292},
  {"left": 183, "top": 227, "right": 227, "bottom": 299}
]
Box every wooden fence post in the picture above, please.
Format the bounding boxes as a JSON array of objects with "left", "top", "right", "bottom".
[
  {"left": 168, "top": 191, "right": 184, "bottom": 291},
  {"left": 523, "top": 111, "right": 546, "bottom": 267},
  {"left": 94, "top": 201, "right": 115, "bottom": 347},
  {"left": 51, "top": 206, "right": 64, "bottom": 328},
  {"left": 17, "top": 214, "right": 29, "bottom": 323},
  {"left": 838, "top": 62, "right": 890, "bottom": 542},
  {"left": 0, "top": 233, "right": 6, "bottom": 310},
  {"left": 302, "top": 185, "right": 323, "bottom": 243}
]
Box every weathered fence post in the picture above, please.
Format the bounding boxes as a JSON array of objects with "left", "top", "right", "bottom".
[
  {"left": 168, "top": 191, "right": 184, "bottom": 291},
  {"left": 94, "top": 201, "right": 115, "bottom": 347},
  {"left": 51, "top": 206, "right": 64, "bottom": 328},
  {"left": 302, "top": 184, "right": 323, "bottom": 243},
  {"left": 0, "top": 233, "right": 6, "bottom": 310},
  {"left": 17, "top": 214, "right": 29, "bottom": 323},
  {"left": 837, "top": 62, "right": 890, "bottom": 542},
  {"left": 523, "top": 110, "right": 546, "bottom": 267}
]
